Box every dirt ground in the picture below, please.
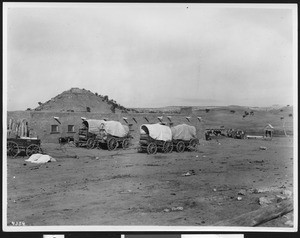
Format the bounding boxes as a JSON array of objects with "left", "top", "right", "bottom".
[{"left": 6, "top": 136, "right": 294, "bottom": 228}]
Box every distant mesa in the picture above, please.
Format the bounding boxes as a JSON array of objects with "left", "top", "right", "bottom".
[{"left": 33, "top": 87, "right": 128, "bottom": 113}]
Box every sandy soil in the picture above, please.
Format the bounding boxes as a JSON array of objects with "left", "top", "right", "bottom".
[{"left": 6, "top": 137, "right": 294, "bottom": 227}]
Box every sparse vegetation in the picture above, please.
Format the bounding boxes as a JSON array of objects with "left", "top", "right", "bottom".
[
  {"left": 38, "top": 102, "right": 42, "bottom": 106},
  {"left": 230, "top": 110, "right": 235, "bottom": 113},
  {"left": 205, "top": 109, "right": 210, "bottom": 113},
  {"left": 26, "top": 108, "right": 31, "bottom": 111},
  {"left": 289, "top": 114, "right": 293, "bottom": 117}
]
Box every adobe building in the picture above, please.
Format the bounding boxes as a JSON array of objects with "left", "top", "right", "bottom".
[
  {"left": 6, "top": 88, "right": 205, "bottom": 143},
  {"left": 7, "top": 111, "right": 205, "bottom": 143}
]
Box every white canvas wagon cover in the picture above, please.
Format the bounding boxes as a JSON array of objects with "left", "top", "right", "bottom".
[
  {"left": 171, "top": 124, "right": 196, "bottom": 140},
  {"left": 85, "top": 119, "right": 106, "bottom": 134},
  {"left": 85, "top": 120, "right": 129, "bottom": 137},
  {"left": 140, "top": 123, "right": 172, "bottom": 141},
  {"left": 103, "top": 121, "right": 129, "bottom": 138}
]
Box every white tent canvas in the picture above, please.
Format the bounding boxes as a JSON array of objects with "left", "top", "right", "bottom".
[{"left": 25, "top": 154, "right": 56, "bottom": 164}]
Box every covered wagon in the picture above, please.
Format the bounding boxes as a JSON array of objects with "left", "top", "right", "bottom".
[
  {"left": 76, "top": 119, "right": 103, "bottom": 148},
  {"left": 139, "top": 123, "right": 173, "bottom": 154},
  {"left": 76, "top": 119, "right": 132, "bottom": 150},
  {"left": 171, "top": 124, "right": 199, "bottom": 152},
  {"left": 95, "top": 120, "right": 131, "bottom": 150}
]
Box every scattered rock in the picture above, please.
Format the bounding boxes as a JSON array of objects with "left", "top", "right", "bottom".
[
  {"left": 259, "top": 146, "right": 267, "bottom": 150},
  {"left": 182, "top": 170, "right": 195, "bottom": 176},
  {"left": 213, "top": 188, "right": 217, "bottom": 192},
  {"left": 238, "top": 189, "right": 246, "bottom": 195},
  {"left": 171, "top": 206, "right": 183, "bottom": 211},
  {"left": 258, "top": 196, "right": 275, "bottom": 206},
  {"left": 237, "top": 196, "right": 242, "bottom": 201},
  {"left": 164, "top": 208, "right": 170, "bottom": 212},
  {"left": 120, "top": 190, "right": 132, "bottom": 194},
  {"left": 182, "top": 172, "right": 191, "bottom": 176},
  {"left": 254, "top": 160, "right": 264, "bottom": 163},
  {"left": 282, "top": 190, "right": 292, "bottom": 198},
  {"left": 284, "top": 220, "right": 293, "bottom": 227}
]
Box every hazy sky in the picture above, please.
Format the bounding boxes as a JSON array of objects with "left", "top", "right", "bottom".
[{"left": 4, "top": 3, "right": 297, "bottom": 110}]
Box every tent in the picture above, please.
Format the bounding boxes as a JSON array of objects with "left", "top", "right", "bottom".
[
  {"left": 171, "top": 124, "right": 196, "bottom": 140},
  {"left": 140, "top": 123, "right": 172, "bottom": 141}
]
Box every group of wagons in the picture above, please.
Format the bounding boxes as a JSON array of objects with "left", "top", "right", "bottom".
[
  {"left": 7, "top": 119, "right": 199, "bottom": 157},
  {"left": 139, "top": 123, "right": 199, "bottom": 154},
  {"left": 75, "top": 119, "right": 132, "bottom": 151}
]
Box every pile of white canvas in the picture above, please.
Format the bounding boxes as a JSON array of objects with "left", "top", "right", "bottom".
[{"left": 25, "top": 154, "right": 56, "bottom": 164}]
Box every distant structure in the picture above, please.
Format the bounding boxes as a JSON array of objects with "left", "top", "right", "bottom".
[
  {"left": 264, "top": 124, "right": 274, "bottom": 139},
  {"left": 180, "top": 107, "right": 192, "bottom": 115}
]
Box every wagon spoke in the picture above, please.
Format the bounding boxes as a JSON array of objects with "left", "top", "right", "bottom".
[
  {"left": 176, "top": 141, "right": 185, "bottom": 153},
  {"left": 26, "top": 144, "right": 41, "bottom": 157},
  {"left": 147, "top": 142, "right": 157, "bottom": 154},
  {"left": 107, "top": 138, "right": 118, "bottom": 151},
  {"left": 7, "top": 141, "right": 19, "bottom": 157}
]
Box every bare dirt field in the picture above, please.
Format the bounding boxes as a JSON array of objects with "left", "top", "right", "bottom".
[{"left": 6, "top": 136, "right": 294, "bottom": 228}]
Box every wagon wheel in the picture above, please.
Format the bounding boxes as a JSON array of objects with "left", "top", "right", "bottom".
[
  {"left": 26, "top": 144, "right": 42, "bottom": 157},
  {"left": 167, "top": 142, "right": 173, "bottom": 153},
  {"left": 147, "top": 142, "right": 157, "bottom": 155},
  {"left": 176, "top": 141, "right": 185, "bottom": 153},
  {"left": 7, "top": 141, "right": 19, "bottom": 157},
  {"left": 107, "top": 137, "right": 118, "bottom": 151},
  {"left": 122, "top": 139, "right": 130, "bottom": 149},
  {"left": 86, "top": 138, "right": 95, "bottom": 149},
  {"left": 189, "top": 139, "right": 198, "bottom": 149},
  {"left": 163, "top": 141, "right": 173, "bottom": 153}
]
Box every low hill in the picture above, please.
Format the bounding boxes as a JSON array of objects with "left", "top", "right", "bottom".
[
  {"left": 34, "top": 88, "right": 128, "bottom": 113},
  {"left": 193, "top": 106, "right": 294, "bottom": 136}
]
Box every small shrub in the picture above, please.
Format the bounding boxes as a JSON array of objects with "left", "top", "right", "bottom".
[
  {"left": 289, "top": 114, "right": 293, "bottom": 117},
  {"left": 205, "top": 109, "right": 210, "bottom": 113}
]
